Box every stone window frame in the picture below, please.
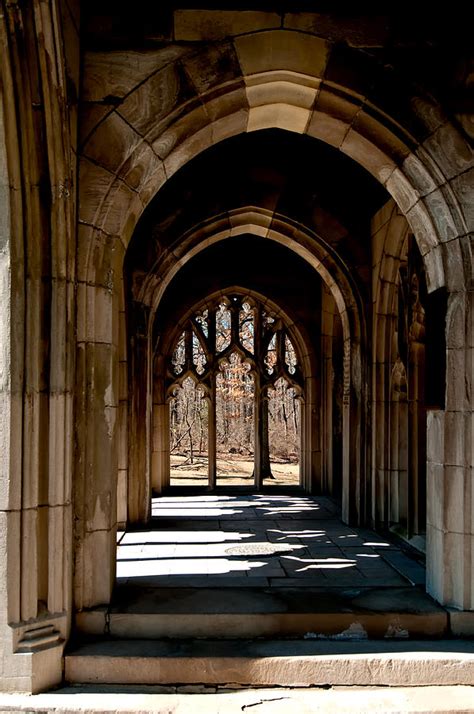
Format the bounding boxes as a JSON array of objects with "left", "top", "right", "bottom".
[{"left": 166, "top": 293, "right": 304, "bottom": 489}]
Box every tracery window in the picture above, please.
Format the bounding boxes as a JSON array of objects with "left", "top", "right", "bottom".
[{"left": 168, "top": 294, "right": 303, "bottom": 487}]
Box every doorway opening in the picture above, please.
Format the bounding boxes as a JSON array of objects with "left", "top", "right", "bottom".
[{"left": 166, "top": 294, "right": 303, "bottom": 491}]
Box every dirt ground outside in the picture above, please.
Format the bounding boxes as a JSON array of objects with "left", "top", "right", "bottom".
[{"left": 170, "top": 454, "right": 300, "bottom": 487}]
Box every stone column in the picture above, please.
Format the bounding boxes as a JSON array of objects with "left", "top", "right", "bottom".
[
  {"left": 151, "top": 369, "right": 170, "bottom": 494},
  {"left": 207, "top": 382, "right": 217, "bottom": 490},
  {"left": 75, "top": 283, "right": 119, "bottom": 607},
  {"left": 0, "top": 0, "right": 78, "bottom": 692},
  {"left": 128, "top": 304, "right": 151, "bottom": 524},
  {"left": 426, "top": 289, "right": 473, "bottom": 613},
  {"left": 342, "top": 336, "right": 363, "bottom": 525},
  {"left": 304, "top": 375, "right": 321, "bottom": 493},
  {"left": 389, "top": 365, "right": 409, "bottom": 527},
  {"left": 117, "top": 306, "right": 129, "bottom": 525},
  {"left": 253, "top": 376, "right": 263, "bottom": 489},
  {"left": 321, "top": 288, "right": 336, "bottom": 494}
]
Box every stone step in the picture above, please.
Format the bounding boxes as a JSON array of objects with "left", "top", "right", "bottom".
[
  {"left": 76, "top": 586, "right": 449, "bottom": 640},
  {"left": 65, "top": 638, "right": 474, "bottom": 687},
  {"left": 3, "top": 685, "right": 474, "bottom": 714}
]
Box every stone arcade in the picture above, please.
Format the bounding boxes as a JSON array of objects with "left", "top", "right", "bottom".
[{"left": 0, "top": 3, "right": 473, "bottom": 695}]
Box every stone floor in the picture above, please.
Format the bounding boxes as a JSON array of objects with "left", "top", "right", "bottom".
[
  {"left": 116, "top": 494, "right": 425, "bottom": 589},
  {"left": 2, "top": 685, "right": 474, "bottom": 713},
  {"left": 69, "top": 494, "right": 462, "bottom": 693}
]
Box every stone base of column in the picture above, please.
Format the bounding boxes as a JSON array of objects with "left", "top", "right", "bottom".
[{"left": 1, "top": 613, "right": 67, "bottom": 693}]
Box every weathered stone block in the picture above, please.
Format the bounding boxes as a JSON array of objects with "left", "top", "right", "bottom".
[
  {"left": 163, "top": 125, "right": 214, "bottom": 180},
  {"left": 76, "top": 529, "right": 116, "bottom": 608},
  {"left": 427, "top": 410, "right": 445, "bottom": 465},
  {"left": 444, "top": 466, "right": 468, "bottom": 534},
  {"left": 449, "top": 609, "right": 474, "bottom": 636},
  {"left": 426, "top": 523, "right": 444, "bottom": 601},
  {"left": 386, "top": 168, "right": 419, "bottom": 213},
  {"left": 118, "top": 402, "right": 128, "bottom": 472},
  {"left": 138, "top": 161, "right": 168, "bottom": 209},
  {"left": 424, "top": 188, "right": 462, "bottom": 245},
  {"left": 442, "top": 531, "right": 471, "bottom": 609},
  {"left": 423, "top": 123, "right": 474, "bottom": 182},
  {"left": 402, "top": 152, "right": 438, "bottom": 197},
  {"left": 284, "top": 13, "right": 389, "bottom": 47},
  {"left": 22, "top": 391, "right": 49, "bottom": 509},
  {"left": 174, "top": 10, "right": 280, "bottom": 41},
  {"left": 0, "top": 510, "right": 20, "bottom": 624},
  {"left": 411, "top": 96, "right": 445, "bottom": 135},
  {"left": 203, "top": 85, "right": 248, "bottom": 123},
  {"left": 423, "top": 246, "right": 445, "bottom": 293},
  {"left": 152, "top": 105, "right": 210, "bottom": 161},
  {"left": 341, "top": 129, "right": 396, "bottom": 184},
  {"left": 247, "top": 79, "right": 317, "bottom": 111},
  {"left": 182, "top": 42, "right": 242, "bottom": 96},
  {"left": 77, "top": 282, "right": 113, "bottom": 344},
  {"left": 78, "top": 158, "right": 115, "bottom": 227},
  {"left": 211, "top": 110, "right": 249, "bottom": 147},
  {"left": 450, "top": 168, "right": 474, "bottom": 233},
  {"left": 48, "top": 279, "right": 75, "bottom": 391},
  {"left": 98, "top": 181, "right": 143, "bottom": 244},
  {"left": 82, "top": 48, "right": 189, "bottom": 103},
  {"left": 77, "top": 224, "right": 121, "bottom": 288},
  {"left": 446, "top": 292, "right": 467, "bottom": 349},
  {"left": 444, "top": 411, "right": 468, "bottom": 467},
  {"left": 47, "top": 505, "right": 67, "bottom": 613},
  {"left": 119, "top": 63, "right": 196, "bottom": 141},
  {"left": 85, "top": 105, "right": 146, "bottom": 177},
  {"left": 446, "top": 348, "right": 470, "bottom": 412},
  {"left": 79, "top": 104, "right": 111, "bottom": 149},
  {"left": 48, "top": 393, "right": 73, "bottom": 505},
  {"left": 20, "top": 508, "right": 38, "bottom": 621},
  {"left": 0, "top": 390, "right": 23, "bottom": 512},
  {"left": 352, "top": 110, "right": 411, "bottom": 166},
  {"left": 248, "top": 104, "right": 310, "bottom": 134},
  {"left": 234, "top": 31, "right": 329, "bottom": 78},
  {"left": 405, "top": 200, "right": 438, "bottom": 256}
]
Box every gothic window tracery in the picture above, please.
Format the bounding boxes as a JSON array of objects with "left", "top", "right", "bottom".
[
  {"left": 169, "top": 295, "right": 302, "bottom": 392},
  {"left": 167, "top": 294, "right": 303, "bottom": 486}
]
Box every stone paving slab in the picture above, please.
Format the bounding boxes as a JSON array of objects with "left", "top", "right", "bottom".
[
  {"left": 116, "top": 575, "right": 272, "bottom": 588},
  {"left": 109, "top": 586, "right": 446, "bottom": 616},
  {"left": 118, "top": 495, "right": 424, "bottom": 589},
  {"left": 76, "top": 585, "right": 447, "bottom": 640},
  {"left": 1, "top": 685, "right": 474, "bottom": 713}
]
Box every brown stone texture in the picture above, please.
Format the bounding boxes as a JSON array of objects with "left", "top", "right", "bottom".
[{"left": 0, "top": 3, "right": 473, "bottom": 696}]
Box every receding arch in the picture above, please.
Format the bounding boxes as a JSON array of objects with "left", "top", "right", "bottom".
[
  {"left": 122, "top": 210, "right": 367, "bottom": 529},
  {"left": 79, "top": 34, "right": 473, "bottom": 292},
  {"left": 74, "top": 33, "right": 472, "bottom": 613}
]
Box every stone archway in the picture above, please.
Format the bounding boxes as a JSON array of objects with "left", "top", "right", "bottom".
[
  {"left": 75, "top": 34, "right": 472, "bottom": 613},
  {"left": 115, "top": 179, "right": 370, "bottom": 537},
  {"left": 158, "top": 289, "right": 306, "bottom": 492},
  {"left": 1, "top": 6, "right": 473, "bottom": 695}
]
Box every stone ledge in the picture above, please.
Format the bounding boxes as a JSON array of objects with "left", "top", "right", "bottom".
[{"left": 65, "top": 638, "right": 474, "bottom": 687}]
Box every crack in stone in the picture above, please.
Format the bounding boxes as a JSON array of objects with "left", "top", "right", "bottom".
[{"left": 241, "top": 696, "right": 291, "bottom": 710}]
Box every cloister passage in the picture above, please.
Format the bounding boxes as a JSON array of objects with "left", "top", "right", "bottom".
[
  {"left": 101, "top": 126, "right": 448, "bottom": 632},
  {"left": 100, "top": 492, "right": 438, "bottom": 645},
  {"left": 1, "top": 6, "right": 472, "bottom": 693},
  {"left": 121, "top": 129, "right": 438, "bottom": 546}
]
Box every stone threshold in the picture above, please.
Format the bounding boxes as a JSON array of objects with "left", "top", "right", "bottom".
[
  {"left": 64, "top": 638, "right": 474, "bottom": 687},
  {"left": 76, "top": 585, "right": 449, "bottom": 640}
]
